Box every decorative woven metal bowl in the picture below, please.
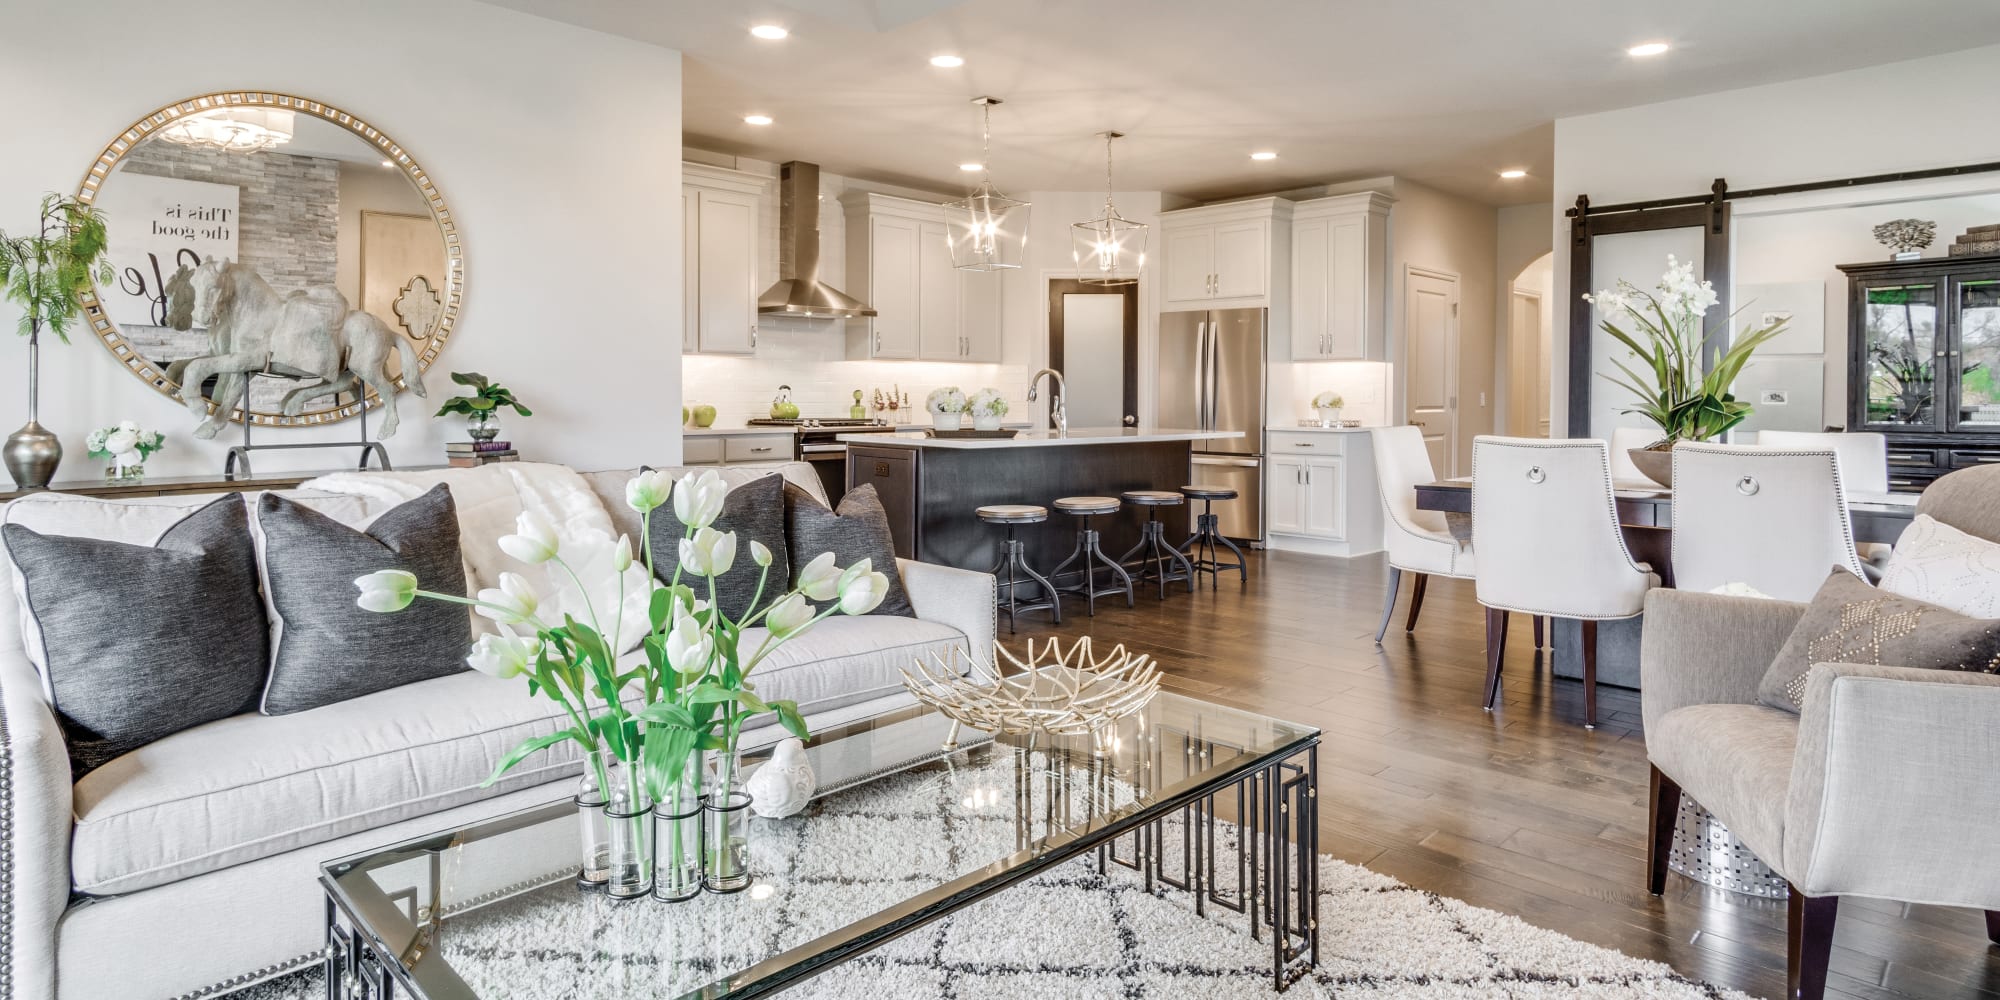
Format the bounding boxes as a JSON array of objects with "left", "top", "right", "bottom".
[{"left": 900, "top": 637, "right": 1160, "bottom": 752}]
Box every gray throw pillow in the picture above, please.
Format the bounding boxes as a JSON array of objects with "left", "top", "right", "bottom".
[
  {"left": 647, "top": 472, "right": 788, "bottom": 620},
  {"left": 258, "top": 485, "right": 470, "bottom": 715},
  {"left": 1, "top": 495, "right": 268, "bottom": 776},
  {"left": 784, "top": 483, "right": 914, "bottom": 617},
  {"left": 1759, "top": 568, "right": 2000, "bottom": 714}
]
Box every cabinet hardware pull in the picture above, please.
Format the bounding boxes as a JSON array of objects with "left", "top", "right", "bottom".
[{"left": 750, "top": 447, "right": 772, "bottom": 453}]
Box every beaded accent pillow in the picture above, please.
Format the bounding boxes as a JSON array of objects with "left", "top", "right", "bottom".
[{"left": 1758, "top": 568, "right": 2000, "bottom": 714}]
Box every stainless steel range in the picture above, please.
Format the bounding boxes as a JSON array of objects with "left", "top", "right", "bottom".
[{"left": 744, "top": 417, "right": 899, "bottom": 500}]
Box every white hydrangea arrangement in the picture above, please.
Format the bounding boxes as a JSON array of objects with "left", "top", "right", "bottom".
[
  {"left": 1311, "top": 392, "right": 1344, "bottom": 410},
  {"left": 970, "top": 388, "right": 1009, "bottom": 417},
  {"left": 925, "top": 386, "right": 968, "bottom": 414},
  {"left": 85, "top": 420, "right": 165, "bottom": 472}
]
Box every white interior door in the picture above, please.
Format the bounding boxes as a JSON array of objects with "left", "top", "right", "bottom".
[
  {"left": 1404, "top": 267, "right": 1460, "bottom": 475},
  {"left": 1061, "top": 293, "right": 1127, "bottom": 428}
]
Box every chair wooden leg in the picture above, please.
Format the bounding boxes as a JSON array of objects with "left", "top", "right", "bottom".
[
  {"left": 1787, "top": 888, "right": 1838, "bottom": 1000},
  {"left": 1987, "top": 909, "right": 1999, "bottom": 945},
  {"left": 1579, "top": 619, "right": 1599, "bottom": 729},
  {"left": 1374, "top": 567, "right": 1402, "bottom": 644},
  {"left": 1532, "top": 614, "right": 1545, "bottom": 648},
  {"left": 1647, "top": 765, "right": 1681, "bottom": 895},
  {"left": 1404, "top": 572, "right": 1429, "bottom": 633},
  {"left": 1482, "top": 607, "right": 1508, "bottom": 710}
]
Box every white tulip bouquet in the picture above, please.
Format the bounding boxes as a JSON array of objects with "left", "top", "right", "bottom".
[{"left": 354, "top": 469, "right": 890, "bottom": 847}]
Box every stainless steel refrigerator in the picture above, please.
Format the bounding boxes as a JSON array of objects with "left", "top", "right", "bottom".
[{"left": 1157, "top": 308, "right": 1266, "bottom": 542}]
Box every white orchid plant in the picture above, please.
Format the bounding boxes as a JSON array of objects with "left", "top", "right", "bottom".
[
  {"left": 85, "top": 420, "right": 164, "bottom": 469},
  {"left": 970, "top": 388, "right": 1008, "bottom": 418},
  {"left": 353, "top": 469, "right": 890, "bottom": 830},
  {"left": 925, "top": 386, "right": 967, "bottom": 415}
]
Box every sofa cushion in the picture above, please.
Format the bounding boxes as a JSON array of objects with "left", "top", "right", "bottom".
[
  {"left": 2, "top": 496, "right": 269, "bottom": 777},
  {"left": 69, "top": 668, "right": 585, "bottom": 896},
  {"left": 1649, "top": 703, "right": 1799, "bottom": 875},
  {"left": 1879, "top": 513, "right": 2000, "bottom": 619},
  {"left": 257, "top": 486, "right": 471, "bottom": 715},
  {"left": 1759, "top": 568, "right": 2000, "bottom": 713},
  {"left": 784, "top": 483, "right": 915, "bottom": 618},
  {"left": 647, "top": 472, "right": 787, "bottom": 620},
  {"left": 67, "top": 612, "right": 969, "bottom": 896}
]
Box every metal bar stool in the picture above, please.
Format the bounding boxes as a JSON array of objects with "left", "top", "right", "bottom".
[
  {"left": 1116, "top": 490, "right": 1195, "bottom": 598},
  {"left": 1177, "top": 486, "right": 1248, "bottom": 589},
  {"left": 1047, "top": 496, "right": 1134, "bottom": 616},
  {"left": 977, "top": 504, "right": 1060, "bottom": 633}
]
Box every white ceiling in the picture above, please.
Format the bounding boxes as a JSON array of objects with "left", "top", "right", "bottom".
[{"left": 482, "top": 0, "right": 2000, "bottom": 206}]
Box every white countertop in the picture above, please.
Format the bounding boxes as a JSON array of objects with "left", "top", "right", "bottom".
[
  {"left": 1270, "top": 424, "right": 1380, "bottom": 435},
  {"left": 683, "top": 420, "right": 1035, "bottom": 437},
  {"left": 838, "top": 427, "right": 1245, "bottom": 449}
]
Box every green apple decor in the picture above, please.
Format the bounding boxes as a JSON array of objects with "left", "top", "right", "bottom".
[{"left": 691, "top": 404, "right": 716, "bottom": 428}]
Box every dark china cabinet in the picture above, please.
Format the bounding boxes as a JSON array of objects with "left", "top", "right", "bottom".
[{"left": 1838, "top": 257, "right": 2000, "bottom": 492}]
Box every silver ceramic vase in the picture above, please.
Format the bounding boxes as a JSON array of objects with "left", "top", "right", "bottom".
[{"left": 4, "top": 420, "right": 62, "bottom": 490}]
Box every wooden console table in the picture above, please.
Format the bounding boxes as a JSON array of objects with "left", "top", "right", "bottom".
[{"left": 5, "top": 470, "right": 353, "bottom": 502}]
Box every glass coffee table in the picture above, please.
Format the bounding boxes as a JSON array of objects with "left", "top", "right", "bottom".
[{"left": 320, "top": 689, "right": 1320, "bottom": 998}]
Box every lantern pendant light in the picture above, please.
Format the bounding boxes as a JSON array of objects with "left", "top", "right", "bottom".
[
  {"left": 945, "top": 97, "right": 1029, "bottom": 272},
  {"left": 1071, "top": 131, "right": 1146, "bottom": 286}
]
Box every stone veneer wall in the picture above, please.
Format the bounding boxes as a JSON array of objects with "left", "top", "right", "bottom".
[{"left": 118, "top": 142, "right": 339, "bottom": 294}]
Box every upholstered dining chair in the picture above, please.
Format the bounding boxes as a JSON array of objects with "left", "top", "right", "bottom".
[
  {"left": 1754, "top": 430, "right": 1894, "bottom": 574},
  {"left": 1370, "top": 426, "right": 1475, "bottom": 643},
  {"left": 1671, "top": 443, "right": 1868, "bottom": 602},
  {"left": 1608, "top": 425, "right": 1665, "bottom": 486},
  {"left": 1471, "top": 437, "right": 1659, "bottom": 727}
]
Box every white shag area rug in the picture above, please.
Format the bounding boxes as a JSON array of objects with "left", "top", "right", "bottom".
[{"left": 231, "top": 852, "right": 1743, "bottom": 999}]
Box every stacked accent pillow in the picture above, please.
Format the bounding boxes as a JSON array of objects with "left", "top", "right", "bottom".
[
  {"left": 784, "top": 483, "right": 914, "bottom": 617},
  {"left": 1758, "top": 567, "right": 2000, "bottom": 714},
  {"left": 1878, "top": 514, "right": 2000, "bottom": 619},
  {"left": 1, "top": 495, "right": 268, "bottom": 775},
  {"left": 646, "top": 472, "right": 789, "bottom": 619},
  {"left": 257, "top": 485, "right": 471, "bottom": 715}
]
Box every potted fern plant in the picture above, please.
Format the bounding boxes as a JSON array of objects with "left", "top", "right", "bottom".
[
  {"left": 435, "top": 371, "right": 532, "bottom": 441},
  {"left": 0, "top": 194, "right": 114, "bottom": 489},
  {"left": 1586, "top": 256, "right": 1789, "bottom": 486}
]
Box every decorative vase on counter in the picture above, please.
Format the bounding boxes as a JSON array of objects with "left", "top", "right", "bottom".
[
  {"left": 1315, "top": 406, "right": 1343, "bottom": 426},
  {"left": 933, "top": 411, "right": 964, "bottom": 432},
  {"left": 973, "top": 413, "right": 1003, "bottom": 432}
]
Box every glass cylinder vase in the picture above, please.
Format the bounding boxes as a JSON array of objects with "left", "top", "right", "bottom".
[
  {"left": 604, "top": 758, "right": 654, "bottom": 900},
  {"left": 653, "top": 780, "right": 703, "bottom": 902},
  {"left": 703, "top": 789, "right": 753, "bottom": 893},
  {"left": 575, "top": 749, "right": 611, "bottom": 890}
]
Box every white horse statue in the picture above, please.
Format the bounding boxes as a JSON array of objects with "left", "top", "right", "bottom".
[{"left": 163, "top": 259, "right": 425, "bottom": 439}]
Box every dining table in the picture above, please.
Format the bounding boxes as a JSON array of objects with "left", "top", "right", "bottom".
[{"left": 1409, "top": 478, "right": 1920, "bottom": 688}]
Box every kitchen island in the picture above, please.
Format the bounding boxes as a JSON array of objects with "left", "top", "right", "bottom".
[{"left": 841, "top": 428, "right": 1243, "bottom": 584}]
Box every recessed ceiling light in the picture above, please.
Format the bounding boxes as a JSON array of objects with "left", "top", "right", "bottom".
[
  {"left": 930, "top": 54, "right": 965, "bottom": 68},
  {"left": 959, "top": 162, "right": 983, "bottom": 172},
  {"left": 1627, "top": 41, "right": 1670, "bottom": 57},
  {"left": 1499, "top": 169, "right": 1527, "bottom": 179},
  {"left": 743, "top": 114, "right": 773, "bottom": 126},
  {"left": 1250, "top": 151, "right": 1278, "bottom": 161},
  {"left": 750, "top": 24, "right": 788, "bottom": 40}
]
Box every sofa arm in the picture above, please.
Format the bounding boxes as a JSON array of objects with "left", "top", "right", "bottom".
[
  {"left": 1784, "top": 662, "right": 2000, "bottom": 907},
  {"left": 898, "top": 559, "right": 995, "bottom": 664},
  {"left": 1639, "top": 590, "right": 1805, "bottom": 734},
  {"left": 1, "top": 645, "right": 70, "bottom": 1000}
]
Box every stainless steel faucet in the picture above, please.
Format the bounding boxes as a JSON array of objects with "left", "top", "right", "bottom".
[{"left": 1026, "top": 368, "right": 1068, "bottom": 438}]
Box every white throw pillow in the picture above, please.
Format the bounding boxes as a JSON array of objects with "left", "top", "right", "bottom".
[{"left": 1878, "top": 514, "right": 2000, "bottom": 619}]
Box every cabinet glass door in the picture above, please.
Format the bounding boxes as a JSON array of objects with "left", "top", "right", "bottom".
[
  {"left": 1954, "top": 278, "right": 2000, "bottom": 430},
  {"left": 1859, "top": 280, "right": 1942, "bottom": 429}
]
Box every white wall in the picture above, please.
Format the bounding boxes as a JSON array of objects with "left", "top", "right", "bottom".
[
  {"left": 0, "top": 0, "right": 684, "bottom": 477},
  {"left": 1495, "top": 202, "right": 1554, "bottom": 437},
  {"left": 1389, "top": 180, "right": 1498, "bottom": 475},
  {"left": 1552, "top": 42, "right": 2000, "bottom": 435}
]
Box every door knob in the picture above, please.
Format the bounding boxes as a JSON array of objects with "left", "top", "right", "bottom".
[{"left": 1124, "top": 415, "right": 1136, "bottom": 426}]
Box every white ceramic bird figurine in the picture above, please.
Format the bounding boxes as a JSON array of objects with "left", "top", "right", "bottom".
[{"left": 746, "top": 737, "right": 816, "bottom": 818}]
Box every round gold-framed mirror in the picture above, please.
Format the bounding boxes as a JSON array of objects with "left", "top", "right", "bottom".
[{"left": 73, "top": 92, "right": 463, "bottom": 432}]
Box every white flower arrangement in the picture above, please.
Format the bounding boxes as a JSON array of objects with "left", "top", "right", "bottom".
[
  {"left": 926, "top": 386, "right": 968, "bottom": 414},
  {"left": 1311, "top": 392, "right": 1344, "bottom": 410},
  {"left": 970, "top": 388, "right": 1009, "bottom": 417},
  {"left": 85, "top": 420, "right": 165, "bottom": 466}
]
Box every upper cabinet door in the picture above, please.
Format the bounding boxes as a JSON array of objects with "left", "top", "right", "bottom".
[
  {"left": 960, "top": 268, "right": 1003, "bottom": 362},
  {"left": 1290, "top": 218, "right": 1330, "bottom": 360},
  {"left": 868, "top": 214, "right": 921, "bottom": 359},
  {"left": 683, "top": 188, "right": 700, "bottom": 354},
  {"left": 916, "top": 219, "right": 961, "bottom": 360},
  {"left": 1164, "top": 225, "right": 1217, "bottom": 305},
  {"left": 1324, "top": 215, "right": 1369, "bottom": 359},
  {"left": 1213, "top": 220, "right": 1268, "bottom": 299},
  {"left": 695, "top": 188, "right": 760, "bottom": 355}
]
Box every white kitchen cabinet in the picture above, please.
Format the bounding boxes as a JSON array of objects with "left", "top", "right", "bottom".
[
  {"left": 682, "top": 164, "right": 768, "bottom": 356},
  {"left": 1160, "top": 198, "right": 1290, "bottom": 310},
  {"left": 1289, "top": 192, "right": 1391, "bottom": 360},
  {"left": 1264, "top": 430, "right": 1383, "bottom": 557},
  {"left": 1302, "top": 455, "right": 1345, "bottom": 537},
  {"left": 843, "top": 191, "right": 1003, "bottom": 362},
  {"left": 1267, "top": 455, "right": 1307, "bottom": 535}
]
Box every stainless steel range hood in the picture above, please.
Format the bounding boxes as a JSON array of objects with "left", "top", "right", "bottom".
[{"left": 757, "top": 161, "right": 876, "bottom": 318}]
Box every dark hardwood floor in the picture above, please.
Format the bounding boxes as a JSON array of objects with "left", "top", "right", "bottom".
[{"left": 1007, "top": 549, "right": 1999, "bottom": 1000}]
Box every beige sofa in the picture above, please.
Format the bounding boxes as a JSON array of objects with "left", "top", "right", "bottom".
[
  {"left": 0, "top": 462, "right": 995, "bottom": 1000},
  {"left": 1640, "top": 464, "right": 2000, "bottom": 1000}
]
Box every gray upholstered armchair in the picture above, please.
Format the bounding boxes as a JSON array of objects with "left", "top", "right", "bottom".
[{"left": 1639, "top": 464, "right": 2000, "bottom": 1000}]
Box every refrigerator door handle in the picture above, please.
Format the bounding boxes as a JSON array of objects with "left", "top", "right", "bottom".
[
  {"left": 1205, "top": 318, "right": 1221, "bottom": 431},
  {"left": 1195, "top": 321, "right": 1209, "bottom": 430}
]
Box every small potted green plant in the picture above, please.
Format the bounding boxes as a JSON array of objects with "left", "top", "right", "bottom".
[
  {"left": 434, "top": 372, "right": 531, "bottom": 441},
  {"left": 0, "top": 194, "right": 114, "bottom": 489}
]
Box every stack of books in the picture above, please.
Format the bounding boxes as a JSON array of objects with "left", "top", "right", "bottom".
[
  {"left": 1949, "top": 223, "right": 2000, "bottom": 257},
  {"left": 447, "top": 441, "right": 519, "bottom": 467}
]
